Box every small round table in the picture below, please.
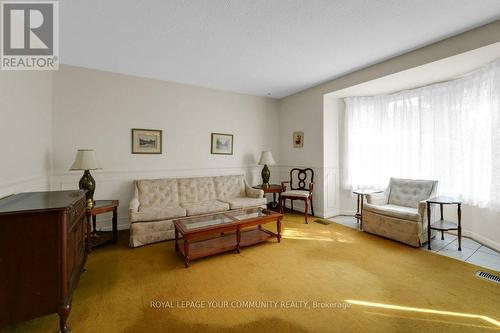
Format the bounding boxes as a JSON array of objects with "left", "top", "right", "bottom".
[
  {"left": 353, "top": 189, "right": 383, "bottom": 229},
  {"left": 426, "top": 196, "right": 462, "bottom": 251},
  {"left": 253, "top": 184, "right": 283, "bottom": 211},
  {"left": 86, "top": 200, "right": 119, "bottom": 250}
]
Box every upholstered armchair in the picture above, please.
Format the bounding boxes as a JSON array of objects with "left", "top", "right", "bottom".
[
  {"left": 280, "top": 168, "right": 314, "bottom": 223},
  {"left": 362, "top": 177, "right": 438, "bottom": 247}
]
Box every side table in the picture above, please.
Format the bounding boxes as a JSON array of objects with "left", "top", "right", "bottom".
[
  {"left": 86, "top": 200, "right": 119, "bottom": 250},
  {"left": 353, "top": 189, "right": 383, "bottom": 229},
  {"left": 253, "top": 184, "right": 283, "bottom": 211},
  {"left": 426, "top": 196, "right": 462, "bottom": 251}
]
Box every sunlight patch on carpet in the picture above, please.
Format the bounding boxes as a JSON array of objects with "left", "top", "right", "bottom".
[
  {"left": 282, "top": 228, "right": 353, "bottom": 243},
  {"left": 346, "top": 300, "right": 500, "bottom": 328}
]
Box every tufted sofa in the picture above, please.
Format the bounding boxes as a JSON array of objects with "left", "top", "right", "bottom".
[
  {"left": 362, "top": 178, "right": 438, "bottom": 247},
  {"left": 128, "top": 175, "right": 267, "bottom": 247}
]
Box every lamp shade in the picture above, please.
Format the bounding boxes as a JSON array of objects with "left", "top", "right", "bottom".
[
  {"left": 258, "top": 151, "right": 276, "bottom": 165},
  {"left": 69, "top": 149, "right": 101, "bottom": 171}
]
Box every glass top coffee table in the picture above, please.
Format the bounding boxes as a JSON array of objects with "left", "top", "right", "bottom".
[{"left": 173, "top": 207, "right": 283, "bottom": 268}]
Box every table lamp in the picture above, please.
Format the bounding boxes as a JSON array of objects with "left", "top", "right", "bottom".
[
  {"left": 258, "top": 151, "right": 276, "bottom": 187},
  {"left": 70, "top": 149, "right": 101, "bottom": 208}
]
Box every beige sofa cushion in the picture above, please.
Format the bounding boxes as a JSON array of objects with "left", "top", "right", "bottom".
[
  {"left": 388, "top": 178, "right": 435, "bottom": 208},
  {"left": 137, "top": 179, "right": 180, "bottom": 208},
  {"left": 130, "top": 206, "right": 186, "bottom": 223},
  {"left": 178, "top": 177, "right": 217, "bottom": 203},
  {"left": 225, "top": 197, "right": 267, "bottom": 210},
  {"left": 181, "top": 200, "right": 230, "bottom": 216},
  {"left": 214, "top": 175, "right": 246, "bottom": 200},
  {"left": 363, "top": 203, "right": 420, "bottom": 222}
]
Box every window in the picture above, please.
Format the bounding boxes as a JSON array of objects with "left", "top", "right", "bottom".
[{"left": 343, "top": 59, "right": 500, "bottom": 210}]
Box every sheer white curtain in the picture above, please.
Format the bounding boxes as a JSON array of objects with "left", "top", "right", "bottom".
[{"left": 343, "top": 59, "right": 500, "bottom": 210}]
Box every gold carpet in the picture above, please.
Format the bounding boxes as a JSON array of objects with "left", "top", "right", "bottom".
[{"left": 2, "top": 214, "right": 499, "bottom": 333}]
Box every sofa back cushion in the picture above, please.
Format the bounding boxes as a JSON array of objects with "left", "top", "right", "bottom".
[
  {"left": 136, "top": 179, "right": 180, "bottom": 209},
  {"left": 388, "top": 178, "right": 436, "bottom": 208},
  {"left": 214, "top": 175, "right": 246, "bottom": 200},
  {"left": 178, "top": 177, "right": 217, "bottom": 204}
]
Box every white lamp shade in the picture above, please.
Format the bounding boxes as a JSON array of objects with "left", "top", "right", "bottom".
[
  {"left": 258, "top": 151, "right": 276, "bottom": 165},
  {"left": 69, "top": 149, "right": 101, "bottom": 171}
]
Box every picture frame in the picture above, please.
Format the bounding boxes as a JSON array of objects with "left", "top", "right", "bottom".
[
  {"left": 293, "top": 131, "right": 304, "bottom": 148},
  {"left": 131, "top": 128, "right": 162, "bottom": 154},
  {"left": 211, "top": 133, "right": 233, "bottom": 155}
]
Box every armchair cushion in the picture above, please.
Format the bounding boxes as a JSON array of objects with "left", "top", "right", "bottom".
[
  {"left": 388, "top": 178, "right": 436, "bottom": 208},
  {"left": 281, "top": 190, "right": 310, "bottom": 198},
  {"left": 363, "top": 203, "right": 420, "bottom": 222}
]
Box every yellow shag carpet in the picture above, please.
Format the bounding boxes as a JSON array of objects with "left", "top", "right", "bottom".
[{"left": 2, "top": 214, "right": 499, "bottom": 333}]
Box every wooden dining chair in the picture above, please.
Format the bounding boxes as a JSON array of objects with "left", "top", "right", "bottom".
[{"left": 280, "top": 168, "right": 314, "bottom": 223}]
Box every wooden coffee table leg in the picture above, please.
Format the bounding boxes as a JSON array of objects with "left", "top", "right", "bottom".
[
  {"left": 183, "top": 240, "right": 190, "bottom": 268},
  {"left": 236, "top": 227, "right": 241, "bottom": 253}
]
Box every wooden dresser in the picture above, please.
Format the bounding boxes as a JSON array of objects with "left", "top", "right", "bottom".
[{"left": 0, "top": 190, "right": 88, "bottom": 333}]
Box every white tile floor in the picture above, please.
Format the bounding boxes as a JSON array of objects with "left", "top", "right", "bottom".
[{"left": 328, "top": 215, "right": 500, "bottom": 272}]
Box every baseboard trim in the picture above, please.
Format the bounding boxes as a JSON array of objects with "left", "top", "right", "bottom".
[{"left": 446, "top": 229, "right": 500, "bottom": 252}]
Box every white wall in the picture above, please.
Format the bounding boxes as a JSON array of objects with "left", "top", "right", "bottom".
[
  {"left": 0, "top": 71, "right": 53, "bottom": 198},
  {"left": 51, "top": 65, "right": 279, "bottom": 229}
]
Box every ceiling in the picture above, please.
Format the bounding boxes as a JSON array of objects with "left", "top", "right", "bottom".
[{"left": 60, "top": 0, "right": 500, "bottom": 98}]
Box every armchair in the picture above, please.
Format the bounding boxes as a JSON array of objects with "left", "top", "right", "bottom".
[
  {"left": 362, "top": 177, "right": 438, "bottom": 247},
  {"left": 280, "top": 168, "right": 314, "bottom": 223}
]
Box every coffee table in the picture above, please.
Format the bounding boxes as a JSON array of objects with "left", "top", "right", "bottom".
[{"left": 173, "top": 208, "right": 282, "bottom": 268}]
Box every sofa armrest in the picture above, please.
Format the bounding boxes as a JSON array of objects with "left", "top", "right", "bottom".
[
  {"left": 129, "top": 181, "right": 140, "bottom": 214},
  {"left": 366, "top": 191, "right": 388, "bottom": 205},
  {"left": 245, "top": 183, "right": 264, "bottom": 198},
  {"left": 129, "top": 197, "right": 140, "bottom": 213}
]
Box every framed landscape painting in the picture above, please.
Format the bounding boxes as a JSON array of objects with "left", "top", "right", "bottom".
[
  {"left": 131, "top": 128, "right": 162, "bottom": 154},
  {"left": 211, "top": 133, "right": 233, "bottom": 155}
]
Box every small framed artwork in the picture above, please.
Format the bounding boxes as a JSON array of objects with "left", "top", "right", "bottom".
[
  {"left": 211, "top": 133, "right": 233, "bottom": 155},
  {"left": 293, "top": 131, "right": 304, "bottom": 148},
  {"left": 131, "top": 128, "right": 162, "bottom": 154}
]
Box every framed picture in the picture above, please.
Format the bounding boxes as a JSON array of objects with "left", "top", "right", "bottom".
[
  {"left": 293, "top": 131, "right": 304, "bottom": 148},
  {"left": 211, "top": 133, "right": 233, "bottom": 155},
  {"left": 131, "top": 128, "right": 162, "bottom": 154}
]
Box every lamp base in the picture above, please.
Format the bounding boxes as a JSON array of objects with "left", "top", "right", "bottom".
[
  {"left": 79, "top": 170, "right": 96, "bottom": 208},
  {"left": 261, "top": 164, "right": 270, "bottom": 187}
]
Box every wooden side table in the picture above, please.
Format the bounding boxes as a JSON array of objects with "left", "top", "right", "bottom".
[
  {"left": 426, "top": 196, "right": 462, "bottom": 251},
  {"left": 86, "top": 200, "right": 119, "bottom": 250},
  {"left": 353, "top": 189, "right": 383, "bottom": 229},
  {"left": 253, "top": 184, "right": 283, "bottom": 211}
]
